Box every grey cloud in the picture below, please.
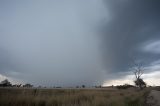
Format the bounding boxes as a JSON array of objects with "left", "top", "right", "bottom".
[
  {"left": 0, "top": 0, "right": 107, "bottom": 86},
  {"left": 142, "top": 40, "right": 160, "bottom": 54}
]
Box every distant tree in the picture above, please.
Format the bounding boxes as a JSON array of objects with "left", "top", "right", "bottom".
[
  {"left": 82, "top": 85, "right": 85, "bottom": 88},
  {"left": 132, "top": 62, "right": 146, "bottom": 90},
  {"left": 0, "top": 79, "right": 12, "bottom": 87},
  {"left": 23, "top": 83, "right": 33, "bottom": 88},
  {"left": 13, "top": 84, "right": 22, "bottom": 87},
  {"left": 117, "top": 84, "right": 134, "bottom": 89}
]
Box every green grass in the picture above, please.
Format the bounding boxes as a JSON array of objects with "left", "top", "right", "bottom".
[{"left": 0, "top": 88, "right": 150, "bottom": 106}]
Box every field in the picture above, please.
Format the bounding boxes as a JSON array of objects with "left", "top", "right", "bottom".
[{"left": 0, "top": 88, "right": 151, "bottom": 106}]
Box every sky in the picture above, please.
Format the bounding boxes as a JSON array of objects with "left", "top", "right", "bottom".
[{"left": 0, "top": 0, "right": 160, "bottom": 87}]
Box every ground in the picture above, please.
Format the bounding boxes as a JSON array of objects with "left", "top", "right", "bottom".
[
  {"left": 146, "top": 90, "right": 160, "bottom": 106},
  {"left": 0, "top": 87, "right": 158, "bottom": 106}
]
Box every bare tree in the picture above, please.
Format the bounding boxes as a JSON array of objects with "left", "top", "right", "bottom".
[
  {"left": 132, "top": 62, "right": 146, "bottom": 90},
  {"left": 133, "top": 63, "right": 143, "bottom": 80}
]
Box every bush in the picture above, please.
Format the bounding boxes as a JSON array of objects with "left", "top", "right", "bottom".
[{"left": 117, "top": 84, "right": 134, "bottom": 89}]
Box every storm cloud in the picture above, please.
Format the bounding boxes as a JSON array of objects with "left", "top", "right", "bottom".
[
  {"left": 101, "top": 0, "right": 160, "bottom": 72},
  {"left": 0, "top": 0, "right": 160, "bottom": 86}
]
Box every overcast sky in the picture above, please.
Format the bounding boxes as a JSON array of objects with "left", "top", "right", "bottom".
[{"left": 0, "top": 0, "right": 160, "bottom": 87}]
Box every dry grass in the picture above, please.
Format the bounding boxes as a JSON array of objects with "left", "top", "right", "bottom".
[{"left": 0, "top": 88, "right": 150, "bottom": 106}]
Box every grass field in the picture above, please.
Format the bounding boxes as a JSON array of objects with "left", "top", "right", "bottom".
[{"left": 0, "top": 88, "right": 151, "bottom": 106}]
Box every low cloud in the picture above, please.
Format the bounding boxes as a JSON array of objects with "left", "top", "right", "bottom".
[{"left": 142, "top": 40, "right": 160, "bottom": 54}]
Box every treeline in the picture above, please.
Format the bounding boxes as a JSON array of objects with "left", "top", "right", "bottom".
[
  {"left": 116, "top": 84, "right": 135, "bottom": 89},
  {"left": 0, "top": 79, "right": 33, "bottom": 88},
  {"left": 0, "top": 79, "right": 102, "bottom": 88},
  {"left": 0, "top": 79, "right": 144, "bottom": 89}
]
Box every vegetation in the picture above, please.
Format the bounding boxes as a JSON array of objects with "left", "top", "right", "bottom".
[
  {"left": 23, "top": 83, "right": 33, "bottom": 88},
  {"left": 0, "top": 88, "right": 150, "bottom": 106},
  {"left": 0, "top": 79, "right": 12, "bottom": 87},
  {"left": 0, "top": 79, "right": 32, "bottom": 88},
  {"left": 132, "top": 62, "right": 146, "bottom": 90},
  {"left": 134, "top": 78, "right": 146, "bottom": 89},
  {"left": 117, "top": 84, "right": 134, "bottom": 89}
]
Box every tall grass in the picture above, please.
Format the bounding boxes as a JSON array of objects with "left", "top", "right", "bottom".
[{"left": 0, "top": 88, "right": 149, "bottom": 106}]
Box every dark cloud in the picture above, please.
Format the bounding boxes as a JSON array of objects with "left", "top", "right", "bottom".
[{"left": 100, "top": 0, "right": 160, "bottom": 72}]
